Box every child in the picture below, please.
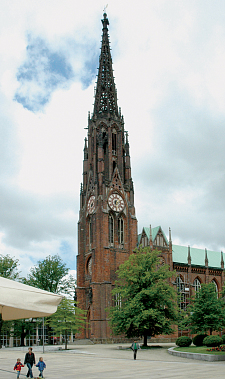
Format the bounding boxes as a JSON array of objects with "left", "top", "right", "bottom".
[
  {"left": 14, "top": 358, "right": 24, "bottom": 378},
  {"left": 36, "top": 357, "right": 46, "bottom": 378}
]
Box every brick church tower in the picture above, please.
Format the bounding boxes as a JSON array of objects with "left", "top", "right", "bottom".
[{"left": 76, "top": 13, "right": 137, "bottom": 341}]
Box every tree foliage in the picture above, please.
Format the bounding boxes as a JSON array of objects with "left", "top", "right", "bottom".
[
  {"left": 24, "top": 255, "right": 74, "bottom": 295},
  {"left": 0, "top": 254, "right": 20, "bottom": 280},
  {"left": 49, "top": 298, "right": 86, "bottom": 349},
  {"left": 187, "top": 283, "right": 225, "bottom": 335},
  {"left": 13, "top": 319, "right": 35, "bottom": 346},
  {"left": 23, "top": 255, "right": 75, "bottom": 344},
  {"left": 108, "top": 248, "right": 178, "bottom": 346},
  {"left": 0, "top": 254, "right": 20, "bottom": 336}
]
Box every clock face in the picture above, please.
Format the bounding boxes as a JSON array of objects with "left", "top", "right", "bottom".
[
  {"left": 87, "top": 195, "right": 95, "bottom": 214},
  {"left": 108, "top": 193, "right": 125, "bottom": 212}
]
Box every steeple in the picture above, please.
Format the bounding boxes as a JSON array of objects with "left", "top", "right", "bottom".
[
  {"left": 93, "top": 13, "right": 118, "bottom": 117},
  {"left": 77, "top": 13, "right": 137, "bottom": 341}
]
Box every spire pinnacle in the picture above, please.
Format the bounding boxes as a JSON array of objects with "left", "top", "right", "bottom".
[{"left": 93, "top": 13, "right": 118, "bottom": 117}]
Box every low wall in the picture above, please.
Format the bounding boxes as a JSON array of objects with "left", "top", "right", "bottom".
[{"left": 168, "top": 347, "right": 225, "bottom": 361}]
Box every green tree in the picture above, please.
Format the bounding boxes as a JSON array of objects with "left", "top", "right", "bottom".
[
  {"left": 0, "top": 254, "right": 20, "bottom": 336},
  {"left": 24, "top": 255, "right": 75, "bottom": 344},
  {"left": 187, "top": 283, "right": 225, "bottom": 335},
  {"left": 49, "top": 298, "right": 86, "bottom": 350},
  {"left": 1, "top": 320, "right": 13, "bottom": 346},
  {"left": 0, "top": 254, "right": 20, "bottom": 280},
  {"left": 13, "top": 319, "right": 35, "bottom": 346},
  {"left": 108, "top": 248, "right": 178, "bottom": 346},
  {"left": 25, "top": 255, "right": 70, "bottom": 294}
]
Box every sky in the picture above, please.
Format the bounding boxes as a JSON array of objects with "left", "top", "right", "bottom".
[{"left": 0, "top": 0, "right": 225, "bottom": 277}]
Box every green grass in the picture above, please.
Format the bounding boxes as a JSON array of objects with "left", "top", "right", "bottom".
[
  {"left": 141, "top": 345, "right": 163, "bottom": 350},
  {"left": 174, "top": 346, "right": 225, "bottom": 355}
]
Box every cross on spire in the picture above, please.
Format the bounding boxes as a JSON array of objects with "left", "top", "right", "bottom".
[{"left": 93, "top": 13, "right": 118, "bottom": 117}]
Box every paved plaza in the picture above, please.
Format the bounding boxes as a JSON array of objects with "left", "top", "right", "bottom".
[{"left": 0, "top": 343, "right": 225, "bottom": 379}]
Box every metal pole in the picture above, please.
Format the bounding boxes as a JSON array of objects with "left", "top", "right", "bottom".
[{"left": 42, "top": 317, "right": 44, "bottom": 354}]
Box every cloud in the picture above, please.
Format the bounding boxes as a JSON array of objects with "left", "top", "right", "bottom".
[
  {"left": 14, "top": 32, "right": 99, "bottom": 112},
  {"left": 15, "top": 36, "right": 74, "bottom": 111},
  {"left": 0, "top": 0, "right": 225, "bottom": 277}
]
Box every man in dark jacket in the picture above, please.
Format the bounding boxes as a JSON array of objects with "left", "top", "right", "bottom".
[{"left": 24, "top": 347, "right": 35, "bottom": 378}]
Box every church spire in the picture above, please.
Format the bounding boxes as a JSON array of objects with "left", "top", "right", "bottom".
[{"left": 93, "top": 13, "right": 118, "bottom": 117}]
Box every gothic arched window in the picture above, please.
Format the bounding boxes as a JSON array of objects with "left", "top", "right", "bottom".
[
  {"left": 109, "top": 214, "right": 114, "bottom": 245},
  {"left": 175, "top": 275, "right": 184, "bottom": 293},
  {"left": 118, "top": 217, "right": 124, "bottom": 245},
  {"left": 112, "top": 129, "right": 117, "bottom": 154},
  {"left": 193, "top": 278, "right": 201, "bottom": 294},
  {"left": 175, "top": 275, "right": 188, "bottom": 311},
  {"left": 211, "top": 279, "right": 218, "bottom": 298},
  {"left": 115, "top": 292, "right": 122, "bottom": 309},
  {"left": 89, "top": 217, "right": 93, "bottom": 247}
]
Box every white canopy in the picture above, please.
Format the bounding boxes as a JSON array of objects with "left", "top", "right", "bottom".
[{"left": 0, "top": 277, "right": 63, "bottom": 320}]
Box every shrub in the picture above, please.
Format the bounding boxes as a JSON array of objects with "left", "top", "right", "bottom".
[
  {"left": 193, "top": 334, "right": 208, "bottom": 347},
  {"left": 203, "top": 335, "right": 222, "bottom": 347},
  {"left": 176, "top": 336, "right": 192, "bottom": 347},
  {"left": 221, "top": 335, "right": 225, "bottom": 344}
]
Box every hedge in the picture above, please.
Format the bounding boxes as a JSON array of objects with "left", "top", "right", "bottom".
[
  {"left": 203, "top": 335, "right": 222, "bottom": 347},
  {"left": 176, "top": 336, "right": 192, "bottom": 347},
  {"left": 193, "top": 334, "right": 208, "bottom": 347}
]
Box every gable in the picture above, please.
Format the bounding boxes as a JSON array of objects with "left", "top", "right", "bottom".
[
  {"left": 139, "top": 226, "right": 169, "bottom": 247},
  {"left": 109, "top": 167, "right": 124, "bottom": 195}
]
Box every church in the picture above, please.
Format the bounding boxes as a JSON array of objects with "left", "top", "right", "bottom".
[{"left": 76, "top": 13, "right": 225, "bottom": 342}]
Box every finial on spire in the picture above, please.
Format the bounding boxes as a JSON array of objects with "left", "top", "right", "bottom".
[
  {"left": 103, "top": 4, "right": 108, "bottom": 13},
  {"left": 205, "top": 248, "right": 208, "bottom": 267},
  {"left": 221, "top": 251, "right": 224, "bottom": 269},
  {"left": 169, "top": 227, "right": 172, "bottom": 243},
  {"left": 150, "top": 224, "right": 152, "bottom": 242},
  {"left": 188, "top": 245, "right": 191, "bottom": 264},
  {"left": 102, "top": 11, "right": 109, "bottom": 29}
]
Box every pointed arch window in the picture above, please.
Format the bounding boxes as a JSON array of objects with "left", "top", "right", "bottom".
[
  {"left": 193, "top": 278, "right": 201, "bottom": 294},
  {"left": 109, "top": 214, "right": 114, "bottom": 245},
  {"left": 118, "top": 217, "right": 124, "bottom": 245},
  {"left": 89, "top": 217, "right": 93, "bottom": 247},
  {"left": 112, "top": 129, "right": 117, "bottom": 155},
  {"left": 175, "top": 275, "right": 184, "bottom": 293},
  {"left": 211, "top": 279, "right": 218, "bottom": 298},
  {"left": 155, "top": 232, "right": 165, "bottom": 247},
  {"left": 142, "top": 235, "right": 148, "bottom": 247},
  {"left": 115, "top": 292, "right": 122, "bottom": 309},
  {"left": 175, "top": 275, "right": 189, "bottom": 311}
]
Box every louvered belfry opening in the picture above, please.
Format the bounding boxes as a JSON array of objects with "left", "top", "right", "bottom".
[{"left": 94, "top": 13, "right": 118, "bottom": 117}]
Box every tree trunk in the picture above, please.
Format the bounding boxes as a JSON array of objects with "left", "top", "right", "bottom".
[
  {"left": 143, "top": 333, "right": 148, "bottom": 347},
  {"left": 210, "top": 328, "right": 212, "bottom": 335},
  {"left": 47, "top": 324, "right": 53, "bottom": 344},
  {"left": 65, "top": 331, "right": 68, "bottom": 350},
  {"left": 21, "top": 331, "right": 26, "bottom": 346}
]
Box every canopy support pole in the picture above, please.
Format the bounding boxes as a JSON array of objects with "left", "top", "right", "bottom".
[{"left": 42, "top": 317, "right": 44, "bottom": 354}]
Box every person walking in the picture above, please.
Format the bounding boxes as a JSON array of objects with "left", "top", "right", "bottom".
[
  {"left": 36, "top": 357, "right": 46, "bottom": 378},
  {"left": 14, "top": 358, "right": 24, "bottom": 378},
  {"left": 24, "top": 347, "right": 36, "bottom": 378},
  {"left": 131, "top": 340, "right": 140, "bottom": 360}
]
